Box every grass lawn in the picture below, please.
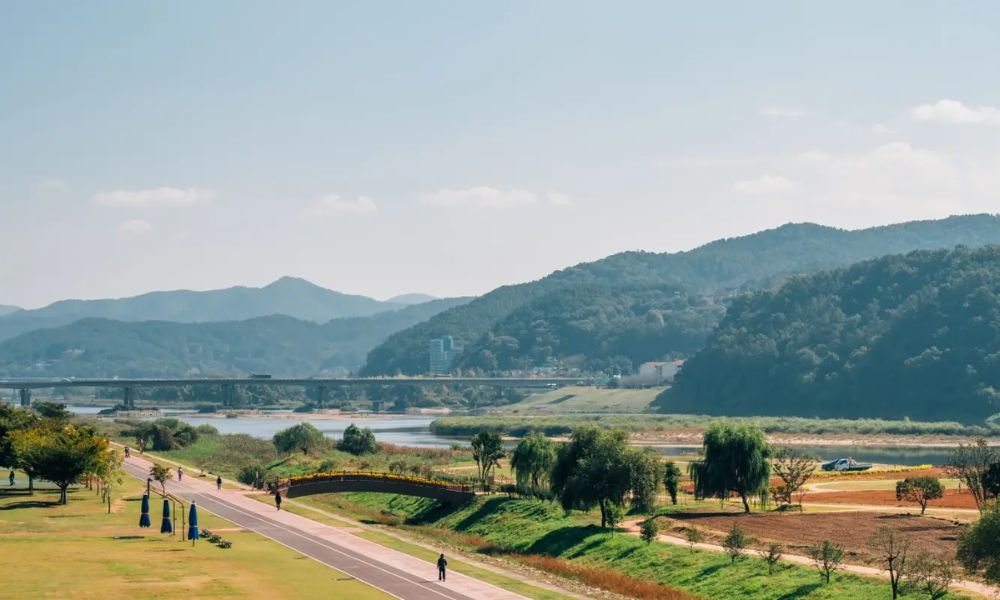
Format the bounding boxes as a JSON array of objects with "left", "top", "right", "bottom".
[
  {"left": 306, "top": 491, "right": 967, "bottom": 600},
  {"left": 503, "top": 386, "right": 663, "bottom": 414},
  {"left": 0, "top": 480, "right": 389, "bottom": 599}
]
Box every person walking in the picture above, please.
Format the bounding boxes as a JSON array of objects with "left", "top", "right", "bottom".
[
  {"left": 274, "top": 491, "right": 282, "bottom": 511},
  {"left": 177, "top": 467, "right": 183, "bottom": 482},
  {"left": 124, "top": 446, "right": 131, "bottom": 459},
  {"left": 8, "top": 470, "right": 14, "bottom": 486},
  {"left": 216, "top": 476, "right": 222, "bottom": 491},
  {"left": 437, "top": 553, "right": 448, "bottom": 582}
]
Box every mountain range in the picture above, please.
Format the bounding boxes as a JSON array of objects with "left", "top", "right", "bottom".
[
  {"left": 0, "top": 297, "right": 469, "bottom": 378},
  {"left": 361, "top": 214, "right": 1000, "bottom": 375},
  {"left": 0, "top": 277, "right": 412, "bottom": 342}
]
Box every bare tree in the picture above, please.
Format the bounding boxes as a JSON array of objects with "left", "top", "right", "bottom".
[
  {"left": 809, "top": 540, "right": 844, "bottom": 584},
  {"left": 771, "top": 447, "right": 816, "bottom": 510},
  {"left": 908, "top": 551, "right": 954, "bottom": 600},
  {"left": 945, "top": 438, "right": 998, "bottom": 513},
  {"left": 868, "top": 526, "right": 910, "bottom": 600}
]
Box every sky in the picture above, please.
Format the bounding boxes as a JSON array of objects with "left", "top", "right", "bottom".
[{"left": 3, "top": 1, "right": 1000, "bottom": 308}]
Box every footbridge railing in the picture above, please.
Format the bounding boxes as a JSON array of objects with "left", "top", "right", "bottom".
[{"left": 275, "top": 471, "right": 476, "bottom": 506}]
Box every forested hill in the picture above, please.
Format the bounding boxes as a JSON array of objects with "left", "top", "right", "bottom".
[
  {"left": 455, "top": 285, "right": 723, "bottom": 374},
  {"left": 0, "top": 276, "right": 408, "bottom": 342},
  {"left": 657, "top": 246, "right": 1000, "bottom": 423},
  {"left": 362, "top": 214, "right": 1000, "bottom": 375},
  {"left": 0, "top": 297, "right": 468, "bottom": 378}
]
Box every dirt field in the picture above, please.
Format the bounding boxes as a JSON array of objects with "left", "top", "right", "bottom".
[
  {"left": 803, "top": 487, "right": 979, "bottom": 509},
  {"left": 660, "top": 510, "right": 962, "bottom": 564}
]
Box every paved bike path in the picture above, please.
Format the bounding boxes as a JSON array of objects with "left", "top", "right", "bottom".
[{"left": 124, "top": 456, "right": 525, "bottom": 600}]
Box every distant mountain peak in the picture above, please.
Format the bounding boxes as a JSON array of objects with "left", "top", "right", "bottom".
[{"left": 386, "top": 293, "right": 438, "bottom": 305}]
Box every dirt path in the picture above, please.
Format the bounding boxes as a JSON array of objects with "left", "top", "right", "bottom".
[{"left": 622, "top": 519, "right": 998, "bottom": 598}]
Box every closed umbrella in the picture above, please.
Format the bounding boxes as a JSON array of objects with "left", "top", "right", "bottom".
[
  {"left": 139, "top": 493, "right": 151, "bottom": 528},
  {"left": 187, "top": 502, "right": 199, "bottom": 545},
  {"left": 160, "top": 498, "right": 173, "bottom": 534}
]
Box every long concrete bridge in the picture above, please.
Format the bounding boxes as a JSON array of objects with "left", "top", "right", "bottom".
[
  {"left": 0, "top": 376, "right": 581, "bottom": 409},
  {"left": 276, "top": 471, "right": 476, "bottom": 506}
]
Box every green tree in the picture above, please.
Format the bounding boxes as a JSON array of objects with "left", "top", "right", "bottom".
[
  {"left": 337, "top": 424, "right": 377, "bottom": 455},
  {"left": 809, "top": 540, "right": 844, "bottom": 584},
  {"left": 510, "top": 433, "right": 556, "bottom": 490},
  {"left": 273, "top": 423, "right": 325, "bottom": 455},
  {"left": 149, "top": 463, "right": 171, "bottom": 494},
  {"left": 957, "top": 504, "right": 1000, "bottom": 584},
  {"left": 629, "top": 448, "right": 665, "bottom": 513},
  {"left": 895, "top": 477, "right": 944, "bottom": 515},
  {"left": 551, "top": 427, "right": 660, "bottom": 528},
  {"left": 337, "top": 423, "right": 378, "bottom": 456},
  {"left": 33, "top": 401, "right": 71, "bottom": 421},
  {"left": 663, "top": 460, "right": 681, "bottom": 505},
  {"left": 10, "top": 424, "right": 109, "bottom": 504},
  {"left": 132, "top": 418, "right": 200, "bottom": 451},
  {"left": 470, "top": 431, "right": 504, "bottom": 487},
  {"left": 685, "top": 527, "right": 704, "bottom": 551},
  {"left": 0, "top": 405, "right": 38, "bottom": 472},
  {"left": 868, "top": 526, "right": 910, "bottom": 600},
  {"left": 639, "top": 518, "right": 660, "bottom": 544},
  {"left": 722, "top": 522, "right": 751, "bottom": 563},
  {"left": 689, "top": 422, "right": 772, "bottom": 513},
  {"left": 93, "top": 448, "right": 124, "bottom": 514}
]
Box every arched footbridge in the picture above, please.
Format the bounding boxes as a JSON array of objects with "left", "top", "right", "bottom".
[{"left": 276, "top": 471, "right": 476, "bottom": 506}]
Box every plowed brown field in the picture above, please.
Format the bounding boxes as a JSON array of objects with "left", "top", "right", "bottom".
[{"left": 662, "top": 511, "right": 961, "bottom": 564}]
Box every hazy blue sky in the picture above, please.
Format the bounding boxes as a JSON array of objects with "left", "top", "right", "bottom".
[{"left": 3, "top": 1, "right": 1000, "bottom": 308}]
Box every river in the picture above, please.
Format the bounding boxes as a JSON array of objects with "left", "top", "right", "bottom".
[{"left": 65, "top": 405, "right": 957, "bottom": 465}]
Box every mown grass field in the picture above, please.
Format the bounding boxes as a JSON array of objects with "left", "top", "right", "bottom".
[
  {"left": 430, "top": 412, "right": 1000, "bottom": 439},
  {"left": 301, "top": 491, "right": 963, "bottom": 600},
  {"left": 0, "top": 480, "right": 388, "bottom": 599},
  {"left": 503, "top": 386, "right": 663, "bottom": 414}
]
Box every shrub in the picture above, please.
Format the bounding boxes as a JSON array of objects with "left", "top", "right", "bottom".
[
  {"left": 722, "top": 523, "right": 752, "bottom": 563},
  {"left": 640, "top": 518, "right": 660, "bottom": 544},
  {"left": 338, "top": 424, "right": 378, "bottom": 455}
]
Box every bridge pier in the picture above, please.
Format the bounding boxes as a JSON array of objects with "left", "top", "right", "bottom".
[
  {"left": 19, "top": 388, "right": 31, "bottom": 407},
  {"left": 223, "top": 383, "right": 236, "bottom": 407},
  {"left": 122, "top": 386, "right": 135, "bottom": 410}
]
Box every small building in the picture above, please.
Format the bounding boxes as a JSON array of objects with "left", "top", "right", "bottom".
[
  {"left": 621, "top": 360, "right": 684, "bottom": 387},
  {"left": 429, "top": 335, "right": 462, "bottom": 375}
]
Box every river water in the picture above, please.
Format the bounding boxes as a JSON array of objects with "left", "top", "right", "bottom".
[{"left": 64, "top": 405, "right": 957, "bottom": 466}]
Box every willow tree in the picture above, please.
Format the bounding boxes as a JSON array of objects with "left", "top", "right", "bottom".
[
  {"left": 689, "top": 422, "right": 771, "bottom": 513},
  {"left": 510, "top": 432, "right": 556, "bottom": 490}
]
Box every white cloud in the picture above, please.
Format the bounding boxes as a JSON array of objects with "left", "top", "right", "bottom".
[
  {"left": 910, "top": 99, "right": 1000, "bottom": 126},
  {"left": 420, "top": 186, "right": 571, "bottom": 208},
  {"left": 92, "top": 187, "right": 215, "bottom": 208},
  {"left": 309, "top": 194, "right": 377, "bottom": 217},
  {"left": 731, "top": 175, "right": 797, "bottom": 196},
  {"left": 118, "top": 219, "right": 154, "bottom": 236},
  {"left": 761, "top": 105, "right": 809, "bottom": 119}
]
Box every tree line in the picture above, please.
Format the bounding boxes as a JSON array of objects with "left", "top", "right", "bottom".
[{"left": 0, "top": 403, "right": 121, "bottom": 505}]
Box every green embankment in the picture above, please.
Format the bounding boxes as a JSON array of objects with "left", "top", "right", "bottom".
[
  {"left": 301, "top": 492, "right": 956, "bottom": 600},
  {"left": 503, "top": 386, "right": 662, "bottom": 414},
  {"left": 0, "top": 481, "right": 388, "bottom": 599}
]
